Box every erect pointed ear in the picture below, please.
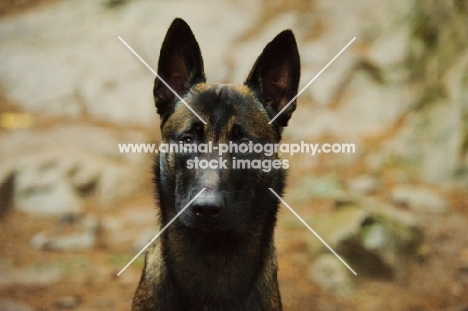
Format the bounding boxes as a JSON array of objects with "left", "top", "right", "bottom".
[
  {"left": 154, "top": 18, "right": 206, "bottom": 118},
  {"left": 245, "top": 30, "right": 300, "bottom": 127}
]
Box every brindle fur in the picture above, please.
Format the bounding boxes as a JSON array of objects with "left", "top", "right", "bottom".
[{"left": 132, "top": 18, "right": 300, "bottom": 311}]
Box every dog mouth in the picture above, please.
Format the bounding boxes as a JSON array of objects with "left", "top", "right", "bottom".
[{"left": 178, "top": 208, "right": 240, "bottom": 232}]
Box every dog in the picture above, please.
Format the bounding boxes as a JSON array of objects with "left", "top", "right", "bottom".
[{"left": 132, "top": 18, "right": 300, "bottom": 311}]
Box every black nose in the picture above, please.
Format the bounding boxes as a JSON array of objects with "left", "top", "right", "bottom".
[{"left": 191, "top": 191, "right": 223, "bottom": 218}]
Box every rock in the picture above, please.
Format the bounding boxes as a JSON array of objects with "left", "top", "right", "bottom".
[
  {"left": 30, "top": 215, "right": 100, "bottom": 251},
  {"left": 14, "top": 181, "right": 83, "bottom": 217},
  {"left": 54, "top": 296, "right": 80, "bottom": 310},
  {"left": 390, "top": 185, "right": 449, "bottom": 213},
  {"left": 332, "top": 70, "right": 416, "bottom": 137},
  {"left": 306, "top": 198, "right": 423, "bottom": 280},
  {"left": 444, "top": 51, "right": 468, "bottom": 183},
  {"left": 226, "top": 12, "right": 297, "bottom": 84},
  {"left": 0, "top": 47, "right": 83, "bottom": 118},
  {"left": 13, "top": 156, "right": 84, "bottom": 217},
  {"left": 291, "top": 175, "right": 344, "bottom": 201},
  {"left": 418, "top": 101, "right": 463, "bottom": 183},
  {"left": 302, "top": 0, "right": 415, "bottom": 105},
  {"left": 308, "top": 254, "right": 354, "bottom": 296},
  {"left": 347, "top": 175, "right": 380, "bottom": 195},
  {"left": 67, "top": 158, "right": 101, "bottom": 195},
  {"left": 0, "top": 125, "right": 149, "bottom": 212},
  {"left": 0, "top": 266, "right": 61, "bottom": 287},
  {"left": 363, "top": 5, "right": 414, "bottom": 84},
  {"left": 78, "top": 65, "right": 155, "bottom": 126},
  {"left": 97, "top": 162, "right": 144, "bottom": 207},
  {"left": 0, "top": 0, "right": 259, "bottom": 125},
  {"left": 361, "top": 0, "right": 468, "bottom": 185},
  {"left": 366, "top": 24, "right": 411, "bottom": 82},
  {"left": 303, "top": 48, "right": 356, "bottom": 107},
  {"left": 324, "top": 139, "right": 364, "bottom": 169},
  {"left": 444, "top": 52, "right": 468, "bottom": 111},
  {"left": 0, "top": 300, "right": 33, "bottom": 311},
  {"left": 374, "top": 99, "right": 463, "bottom": 183},
  {"left": 30, "top": 230, "right": 95, "bottom": 252},
  {"left": 283, "top": 108, "right": 340, "bottom": 141}
]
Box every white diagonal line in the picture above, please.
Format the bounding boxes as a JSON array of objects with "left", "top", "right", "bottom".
[
  {"left": 268, "top": 188, "right": 357, "bottom": 275},
  {"left": 118, "top": 36, "right": 207, "bottom": 124},
  {"left": 117, "top": 188, "right": 206, "bottom": 276},
  {"left": 269, "top": 37, "right": 356, "bottom": 124}
]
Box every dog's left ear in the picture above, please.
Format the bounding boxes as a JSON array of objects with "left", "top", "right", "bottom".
[
  {"left": 245, "top": 30, "right": 300, "bottom": 127},
  {"left": 154, "top": 18, "right": 206, "bottom": 120}
]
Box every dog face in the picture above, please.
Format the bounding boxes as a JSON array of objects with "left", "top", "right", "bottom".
[{"left": 154, "top": 18, "right": 300, "bottom": 232}]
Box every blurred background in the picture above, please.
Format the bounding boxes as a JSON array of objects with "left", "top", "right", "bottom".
[{"left": 1, "top": 0, "right": 467, "bottom": 310}]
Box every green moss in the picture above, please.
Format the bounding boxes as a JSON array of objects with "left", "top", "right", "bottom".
[{"left": 107, "top": 254, "right": 145, "bottom": 268}]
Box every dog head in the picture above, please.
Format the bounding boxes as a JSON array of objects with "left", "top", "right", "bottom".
[{"left": 154, "top": 18, "right": 300, "bottom": 232}]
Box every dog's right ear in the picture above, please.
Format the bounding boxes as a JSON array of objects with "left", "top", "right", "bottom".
[
  {"left": 245, "top": 30, "right": 300, "bottom": 127},
  {"left": 154, "top": 18, "right": 205, "bottom": 119}
]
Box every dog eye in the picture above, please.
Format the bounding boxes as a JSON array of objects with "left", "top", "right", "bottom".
[
  {"left": 239, "top": 138, "right": 250, "bottom": 145},
  {"left": 181, "top": 135, "right": 194, "bottom": 145}
]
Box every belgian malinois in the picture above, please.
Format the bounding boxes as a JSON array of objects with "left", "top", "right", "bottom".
[{"left": 132, "top": 18, "right": 300, "bottom": 311}]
